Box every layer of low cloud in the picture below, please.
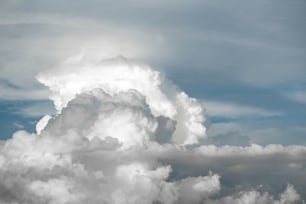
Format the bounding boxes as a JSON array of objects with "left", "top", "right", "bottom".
[
  {"left": 207, "top": 119, "right": 306, "bottom": 146},
  {"left": 0, "top": 56, "right": 305, "bottom": 203}
]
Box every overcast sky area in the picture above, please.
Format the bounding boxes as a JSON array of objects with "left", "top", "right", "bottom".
[{"left": 0, "top": 0, "right": 306, "bottom": 203}]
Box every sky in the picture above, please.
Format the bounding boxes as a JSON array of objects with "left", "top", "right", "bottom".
[{"left": 0, "top": 0, "right": 306, "bottom": 203}]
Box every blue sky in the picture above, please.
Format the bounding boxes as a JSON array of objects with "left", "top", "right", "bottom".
[{"left": 0, "top": 0, "right": 305, "bottom": 145}]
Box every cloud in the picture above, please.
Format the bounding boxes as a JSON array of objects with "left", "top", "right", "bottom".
[
  {"left": 0, "top": 81, "right": 49, "bottom": 101},
  {"left": 284, "top": 91, "right": 306, "bottom": 105},
  {"left": 37, "top": 55, "right": 206, "bottom": 145},
  {"left": 35, "top": 115, "right": 51, "bottom": 135},
  {"left": 206, "top": 131, "right": 250, "bottom": 146},
  {"left": 202, "top": 100, "right": 281, "bottom": 118},
  {"left": 12, "top": 122, "right": 23, "bottom": 129},
  {"left": 12, "top": 101, "right": 55, "bottom": 117},
  {"left": 0, "top": 0, "right": 305, "bottom": 201},
  {"left": 204, "top": 184, "right": 301, "bottom": 204},
  {"left": 1, "top": 1, "right": 305, "bottom": 149},
  {"left": 0, "top": 55, "right": 305, "bottom": 204},
  {"left": 0, "top": 9, "right": 169, "bottom": 101},
  {"left": 206, "top": 119, "right": 306, "bottom": 146}
]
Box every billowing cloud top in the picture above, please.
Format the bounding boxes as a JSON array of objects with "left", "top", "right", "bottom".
[
  {"left": 0, "top": 55, "right": 305, "bottom": 204},
  {"left": 37, "top": 55, "right": 206, "bottom": 146}
]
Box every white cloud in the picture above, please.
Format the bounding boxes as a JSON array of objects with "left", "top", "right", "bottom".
[
  {"left": 175, "top": 172, "right": 221, "bottom": 203},
  {"left": 37, "top": 55, "right": 206, "bottom": 145},
  {"left": 0, "top": 56, "right": 305, "bottom": 204},
  {"left": 0, "top": 1, "right": 305, "bottom": 201},
  {"left": 36, "top": 115, "right": 52, "bottom": 134}
]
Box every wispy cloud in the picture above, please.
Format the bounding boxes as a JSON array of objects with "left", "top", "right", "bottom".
[
  {"left": 13, "top": 101, "right": 56, "bottom": 117},
  {"left": 202, "top": 100, "right": 281, "bottom": 119},
  {"left": 0, "top": 82, "right": 49, "bottom": 101},
  {"left": 284, "top": 91, "right": 306, "bottom": 105},
  {"left": 12, "top": 121, "right": 24, "bottom": 129}
]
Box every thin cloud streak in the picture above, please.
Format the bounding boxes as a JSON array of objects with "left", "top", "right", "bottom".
[{"left": 202, "top": 100, "right": 282, "bottom": 119}]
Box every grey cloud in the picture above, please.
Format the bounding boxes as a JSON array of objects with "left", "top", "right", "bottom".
[
  {"left": 204, "top": 184, "right": 301, "bottom": 204},
  {"left": 160, "top": 144, "right": 306, "bottom": 199}
]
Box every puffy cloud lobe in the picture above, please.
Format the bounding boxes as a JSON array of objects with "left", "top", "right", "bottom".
[
  {"left": 43, "top": 89, "right": 158, "bottom": 149},
  {"left": 0, "top": 56, "right": 305, "bottom": 203},
  {"left": 27, "top": 178, "right": 80, "bottom": 204},
  {"left": 175, "top": 172, "right": 221, "bottom": 203},
  {"left": 113, "top": 163, "right": 176, "bottom": 204}
]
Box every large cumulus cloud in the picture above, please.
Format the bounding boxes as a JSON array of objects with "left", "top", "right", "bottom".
[
  {"left": 36, "top": 55, "right": 206, "bottom": 145},
  {"left": 0, "top": 55, "right": 305, "bottom": 204}
]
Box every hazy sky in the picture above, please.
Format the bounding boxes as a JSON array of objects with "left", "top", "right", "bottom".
[{"left": 0, "top": 1, "right": 306, "bottom": 203}]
